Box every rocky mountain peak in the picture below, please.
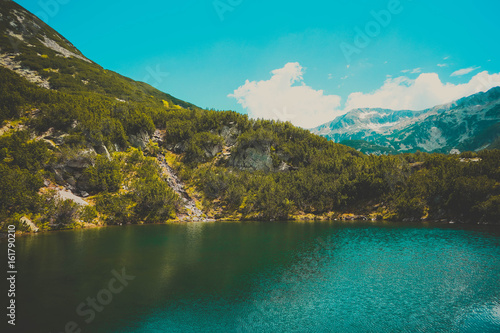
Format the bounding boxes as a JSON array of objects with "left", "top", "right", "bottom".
[{"left": 311, "top": 86, "right": 500, "bottom": 154}]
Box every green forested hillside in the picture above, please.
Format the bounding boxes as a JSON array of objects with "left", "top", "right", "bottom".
[
  {"left": 1, "top": 64, "right": 499, "bottom": 229},
  {"left": 1, "top": 0, "right": 499, "bottom": 231}
]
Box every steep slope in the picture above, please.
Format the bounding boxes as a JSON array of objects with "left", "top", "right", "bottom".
[
  {"left": 0, "top": 0, "right": 196, "bottom": 108},
  {"left": 311, "top": 87, "right": 500, "bottom": 154},
  {"left": 0, "top": 0, "right": 208, "bottom": 222}
]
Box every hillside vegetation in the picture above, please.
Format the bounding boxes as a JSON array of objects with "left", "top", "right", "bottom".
[{"left": 1, "top": 0, "right": 499, "bottom": 231}]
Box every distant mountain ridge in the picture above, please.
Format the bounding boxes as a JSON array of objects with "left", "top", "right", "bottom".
[{"left": 311, "top": 87, "right": 500, "bottom": 154}]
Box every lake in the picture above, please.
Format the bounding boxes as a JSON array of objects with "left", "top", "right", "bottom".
[{"left": 3, "top": 221, "right": 500, "bottom": 332}]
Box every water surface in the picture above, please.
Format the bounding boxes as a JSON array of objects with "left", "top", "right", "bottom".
[{"left": 3, "top": 221, "right": 500, "bottom": 332}]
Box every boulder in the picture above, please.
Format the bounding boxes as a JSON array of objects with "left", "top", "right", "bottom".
[
  {"left": 129, "top": 131, "right": 150, "bottom": 149},
  {"left": 56, "top": 188, "right": 89, "bottom": 206}
]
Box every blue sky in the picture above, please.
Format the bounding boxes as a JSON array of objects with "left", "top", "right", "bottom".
[{"left": 15, "top": 0, "right": 500, "bottom": 127}]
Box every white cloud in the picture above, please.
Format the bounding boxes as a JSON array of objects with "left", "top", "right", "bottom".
[
  {"left": 402, "top": 68, "right": 421, "bottom": 74},
  {"left": 228, "top": 62, "right": 342, "bottom": 128},
  {"left": 341, "top": 75, "right": 348, "bottom": 80},
  {"left": 451, "top": 66, "right": 480, "bottom": 77},
  {"left": 437, "top": 63, "right": 448, "bottom": 67},
  {"left": 345, "top": 71, "right": 500, "bottom": 111},
  {"left": 444, "top": 56, "right": 450, "bottom": 60},
  {"left": 230, "top": 62, "right": 500, "bottom": 128}
]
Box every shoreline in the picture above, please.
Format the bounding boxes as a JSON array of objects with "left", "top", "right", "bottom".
[{"left": 1, "top": 216, "right": 497, "bottom": 237}]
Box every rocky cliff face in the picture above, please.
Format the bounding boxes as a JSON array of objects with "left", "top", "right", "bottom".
[
  {"left": 229, "top": 141, "right": 273, "bottom": 172},
  {"left": 311, "top": 87, "right": 500, "bottom": 154}
]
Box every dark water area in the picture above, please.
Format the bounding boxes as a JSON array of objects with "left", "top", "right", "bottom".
[{"left": 2, "top": 221, "right": 500, "bottom": 332}]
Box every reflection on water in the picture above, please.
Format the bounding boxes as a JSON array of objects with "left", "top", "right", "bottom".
[{"left": 4, "top": 222, "right": 500, "bottom": 332}]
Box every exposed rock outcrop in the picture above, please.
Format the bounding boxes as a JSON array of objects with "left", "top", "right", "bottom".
[
  {"left": 229, "top": 142, "right": 273, "bottom": 172},
  {"left": 152, "top": 129, "right": 165, "bottom": 144},
  {"left": 56, "top": 188, "right": 88, "bottom": 206},
  {"left": 20, "top": 216, "right": 39, "bottom": 232},
  {"left": 157, "top": 154, "right": 211, "bottom": 222},
  {"left": 220, "top": 124, "right": 241, "bottom": 146},
  {"left": 65, "top": 149, "right": 95, "bottom": 169},
  {"left": 50, "top": 149, "right": 96, "bottom": 194},
  {"left": 200, "top": 141, "right": 223, "bottom": 159},
  {"left": 0, "top": 53, "right": 51, "bottom": 89}
]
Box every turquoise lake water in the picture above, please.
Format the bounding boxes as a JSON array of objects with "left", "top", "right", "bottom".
[{"left": 3, "top": 221, "right": 500, "bottom": 332}]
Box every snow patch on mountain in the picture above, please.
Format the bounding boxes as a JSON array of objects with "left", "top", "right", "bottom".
[
  {"left": 358, "top": 111, "right": 379, "bottom": 119},
  {"left": 417, "top": 127, "right": 447, "bottom": 151},
  {"left": 311, "top": 87, "right": 500, "bottom": 153}
]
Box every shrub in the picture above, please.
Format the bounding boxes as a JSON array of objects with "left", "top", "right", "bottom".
[{"left": 84, "top": 155, "right": 122, "bottom": 193}]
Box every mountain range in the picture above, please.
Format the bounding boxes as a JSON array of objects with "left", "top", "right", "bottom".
[{"left": 311, "top": 88, "right": 500, "bottom": 154}]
